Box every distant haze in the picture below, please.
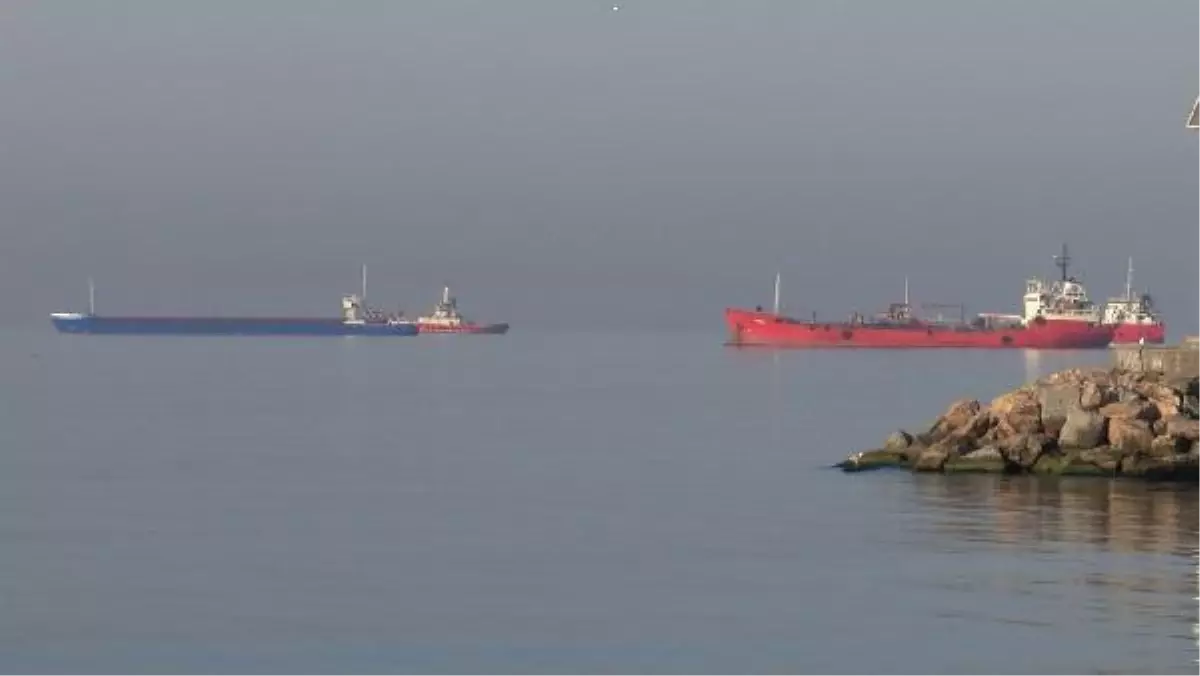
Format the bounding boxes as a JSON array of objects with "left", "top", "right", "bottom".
[{"left": 2, "top": 0, "right": 1196, "bottom": 334}]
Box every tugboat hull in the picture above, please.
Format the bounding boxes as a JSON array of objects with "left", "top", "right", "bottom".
[{"left": 416, "top": 322, "right": 509, "bottom": 335}]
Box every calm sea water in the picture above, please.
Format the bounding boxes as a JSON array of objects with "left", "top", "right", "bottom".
[{"left": 2, "top": 327, "right": 1196, "bottom": 674}]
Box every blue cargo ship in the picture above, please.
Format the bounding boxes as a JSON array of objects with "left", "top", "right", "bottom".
[{"left": 51, "top": 267, "right": 419, "bottom": 337}]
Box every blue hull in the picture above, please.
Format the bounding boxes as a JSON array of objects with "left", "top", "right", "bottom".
[{"left": 50, "top": 314, "right": 419, "bottom": 337}]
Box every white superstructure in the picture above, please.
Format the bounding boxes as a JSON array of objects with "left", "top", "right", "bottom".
[{"left": 1019, "top": 245, "right": 1102, "bottom": 325}]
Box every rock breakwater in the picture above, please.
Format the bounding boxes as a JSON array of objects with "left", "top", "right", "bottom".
[{"left": 838, "top": 367, "right": 1199, "bottom": 481}]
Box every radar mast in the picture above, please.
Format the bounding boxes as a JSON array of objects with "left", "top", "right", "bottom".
[{"left": 1052, "top": 243, "right": 1071, "bottom": 282}]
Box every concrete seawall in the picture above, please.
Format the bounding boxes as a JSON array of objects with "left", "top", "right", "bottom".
[{"left": 1110, "top": 336, "right": 1199, "bottom": 379}]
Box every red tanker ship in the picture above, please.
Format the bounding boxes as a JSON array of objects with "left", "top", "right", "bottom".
[
  {"left": 725, "top": 245, "right": 1116, "bottom": 349},
  {"left": 1101, "top": 258, "right": 1166, "bottom": 345}
]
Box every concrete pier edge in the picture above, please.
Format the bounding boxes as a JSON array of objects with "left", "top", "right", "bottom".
[{"left": 1109, "top": 335, "right": 1199, "bottom": 379}]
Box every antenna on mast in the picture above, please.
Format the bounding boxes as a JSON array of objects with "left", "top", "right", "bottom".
[
  {"left": 360, "top": 264, "right": 367, "bottom": 304},
  {"left": 773, "top": 272, "right": 781, "bottom": 315},
  {"left": 88, "top": 277, "right": 95, "bottom": 316},
  {"left": 1053, "top": 243, "right": 1071, "bottom": 281},
  {"left": 1125, "top": 257, "right": 1134, "bottom": 301}
]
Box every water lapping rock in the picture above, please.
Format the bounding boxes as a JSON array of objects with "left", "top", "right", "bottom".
[{"left": 838, "top": 367, "right": 1199, "bottom": 481}]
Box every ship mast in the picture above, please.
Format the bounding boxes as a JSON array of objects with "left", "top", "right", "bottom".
[
  {"left": 1125, "top": 257, "right": 1134, "bottom": 301},
  {"left": 1053, "top": 243, "right": 1071, "bottom": 281},
  {"left": 88, "top": 277, "right": 95, "bottom": 316},
  {"left": 773, "top": 272, "right": 781, "bottom": 315},
  {"left": 361, "top": 264, "right": 367, "bottom": 304}
]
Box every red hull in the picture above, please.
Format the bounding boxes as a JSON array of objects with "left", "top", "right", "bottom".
[
  {"left": 417, "top": 322, "right": 509, "bottom": 335},
  {"left": 1109, "top": 322, "right": 1166, "bottom": 345},
  {"left": 724, "top": 308, "right": 1114, "bottom": 349}
]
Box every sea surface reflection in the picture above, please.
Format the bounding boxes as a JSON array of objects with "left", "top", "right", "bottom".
[
  {"left": 887, "top": 475, "right": 1198, "bottom": 673},
  {"left": 3, "top": 329, "right": 1197, "bottom": 673}
]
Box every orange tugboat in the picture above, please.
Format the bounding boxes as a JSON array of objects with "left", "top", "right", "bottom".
[{"left": 415, "top": 286, "right": 509, "bottom": 335}]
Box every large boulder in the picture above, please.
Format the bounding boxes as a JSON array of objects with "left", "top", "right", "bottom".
[
  {"left": 942, "top": 399, "right": 981, "bottom": 428},
  {"left": 1149, "top": 435, "right": 1189, "bottom": 458},
  {"left": 934, "top": 433, "right": 977, "bottom": 457},
  {"left": 1166, "top": 375, "right": 1199, "bottom": 399},
  {"left": 1182, "top": 396, "right": 1200, "bottom": 420},
  {"left": 1108, "top": 417, "right": 1154, "bottom": 453},
  {"left": 1058, "top": 407, "right": 1107, "bottom": 449},
  {"left": 999, "top": 433, "right": 1055, "bottom": 470},
  {"left": 1166, "top": 416, "right": 1200, "bottom": 442},
  {"left": 1038, "top": 384, "right": 1079, "bottom": 438},
  {"left": 1135, "top": 382, "right": 1182, "bottom": 420},
  {"left": 990, "top": 388, "right": 1043, "bottom": 437},
  {"left": 959, "top": 411, "right": 994, "bottom": 441},
  {"left": 1110, "top": 372, "right": 1152, "bottom": 404},
  {"left": 1079, "top": 380, "right": 1113, "bottom": 410},
  {"left": 928, "top": 399, "right": 982, "bottom": 440},
  {"left": 1114, "top": 369, "right": 1155, "bottom": 391},
  {"left": 912, "top": 446, "right": 951, "bottom": 472},
  {"left": 900, "top": 443, "right": 928, "bottom": 465},
  {"left": 883, "top": 430, "right": 914, "bottom": 452},
  {"left": 1099, "top": 399, "right": 1159, "bottom": 423},
  {"left": 963, "top": 446, "right": 1003, "bottom": 461}
]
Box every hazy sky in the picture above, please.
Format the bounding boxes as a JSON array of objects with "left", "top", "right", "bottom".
[{"left": 2, "top": 1, "right": 1196, "bottom": 332}]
